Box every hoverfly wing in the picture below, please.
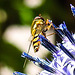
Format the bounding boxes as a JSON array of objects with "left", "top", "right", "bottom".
[{"left": 23, "top": 37, "right": 32, "bottom": 68}]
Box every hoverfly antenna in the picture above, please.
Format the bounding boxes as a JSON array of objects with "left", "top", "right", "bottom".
[{"left": 23, "top": 40, "right": 32, "bottom": 68}]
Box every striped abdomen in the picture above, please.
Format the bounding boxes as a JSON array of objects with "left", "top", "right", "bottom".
[
  {"left": 32, "top": 34, "right": 40, "bottom": 52},
  {"left": 32, "top": 32, "right": 46, "bottom": 52}
]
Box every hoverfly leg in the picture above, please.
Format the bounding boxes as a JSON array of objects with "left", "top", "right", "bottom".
[
  {"left": 47, "top": 32, "right": 56, "bottom": 36},
  {"left": 23, "top": 40, "right": 32, "bottom": 68},
  {"left": 27, "top": 40, "right": 32, "bottom": 53}
]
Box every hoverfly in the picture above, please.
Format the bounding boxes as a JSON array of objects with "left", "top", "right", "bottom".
[
  {"left": 23, "top": 14, "right": 54, "bottom": 67},
  {"left": 30, "top": 14, "right": 53, "bottom": 53}
]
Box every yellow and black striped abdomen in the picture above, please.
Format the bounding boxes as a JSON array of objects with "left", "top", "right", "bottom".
[
  {"left": 32, "top": 34, "right": 41, "bottom": 52},
  {"left": 31, "top": 15, "right": 52, "bottom": 52},
  {"left": 32, "top": 32, "right": 46, "bottom": 52}
]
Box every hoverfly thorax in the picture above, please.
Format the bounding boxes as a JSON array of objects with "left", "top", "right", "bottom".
[{"left": 31, "top": 16, "right": 45, "bottom": 36}]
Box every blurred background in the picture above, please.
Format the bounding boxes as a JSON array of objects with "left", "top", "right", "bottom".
[{"left": 0, "top": 0, "right": 75, "bottom": 75}]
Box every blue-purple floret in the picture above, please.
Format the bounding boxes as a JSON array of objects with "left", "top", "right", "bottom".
[
  {"left": 39, "top": 34, "right": 58, "bottom": 54},
  {"left": 53, "top": 24, "right": 65, "bottom": 39},
  {"left": 13, "top": 72, "right": 27, "bottom": 75},
  {"left": 21, "top": 52, "right": 56, "bottom": 73},
  {"left": 70, "top": 4, "right": 75, "bottom": 16},
  {"left": 52, "top": 21, "right": 75, "bottom": 44},
  {"left": 57, "top": 43, "right": 75, "bottom": 60},
  {"left": 58, "top": 22, "right": 75, "bottom": 44}
]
